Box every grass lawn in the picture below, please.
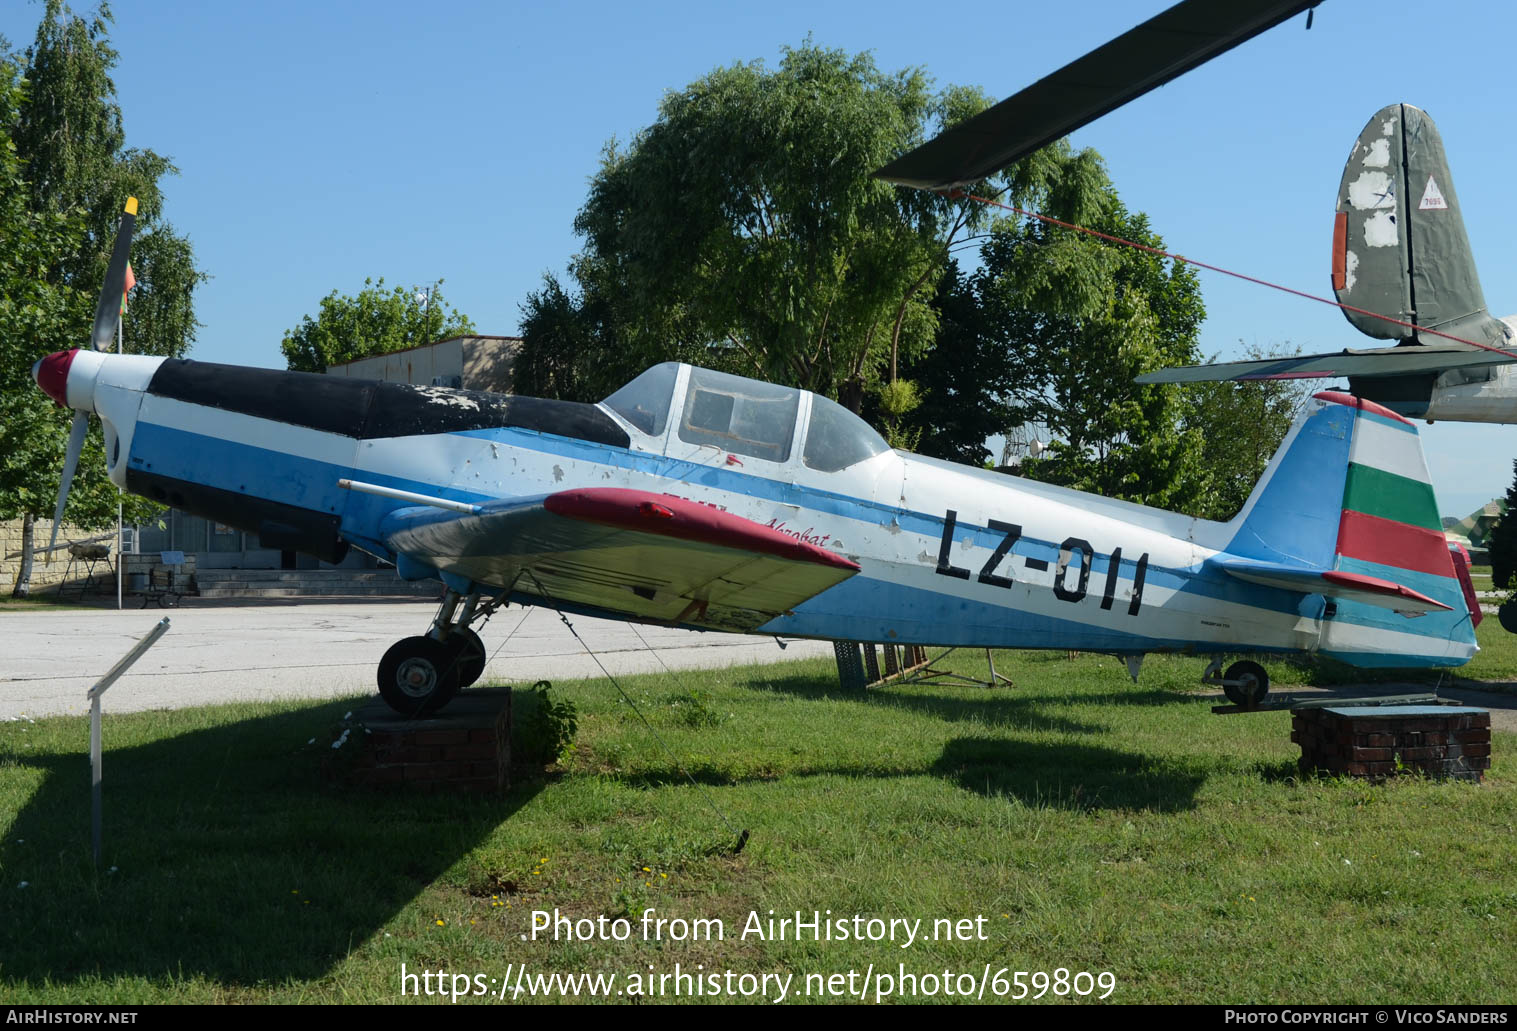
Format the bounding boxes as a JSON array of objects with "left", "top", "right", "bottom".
[{"left": 1, "top": 636, "right": 1513, "bottom": 1005}]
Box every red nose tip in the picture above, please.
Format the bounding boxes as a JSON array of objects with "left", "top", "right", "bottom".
[{"left": 33, "top": 349, "right": 77, "bottom": 407}]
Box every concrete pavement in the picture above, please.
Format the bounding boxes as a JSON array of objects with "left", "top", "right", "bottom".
[{"left": 0, "top": 600, "right": 834, "bottom": 718}]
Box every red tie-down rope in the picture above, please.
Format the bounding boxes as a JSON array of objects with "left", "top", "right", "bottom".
[{"left": 948, "top": 190, "right": 1512, "bottom": 358}]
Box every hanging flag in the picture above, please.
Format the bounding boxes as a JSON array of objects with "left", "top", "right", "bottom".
[{"left": 120, "top": 263, "right": 136, "bottom": 314}]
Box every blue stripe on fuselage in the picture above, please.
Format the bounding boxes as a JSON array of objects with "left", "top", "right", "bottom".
[
  {"left": 133, "top": 418, "right": 1309, "bottom": 617},
  {"left": 759, "top": 573, "right": 1298, "bottom": 655},
  {"left": 131, "top": 418, "right": 1315, "bottom": 631}
]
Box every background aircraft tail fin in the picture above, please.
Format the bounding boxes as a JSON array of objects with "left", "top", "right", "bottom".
[
  {"left": 1333, "top": 103, "right": 1509, "bottom": 350},
  {"left": 1224, "top": 391, "right": 1477, "bottom": 662}
]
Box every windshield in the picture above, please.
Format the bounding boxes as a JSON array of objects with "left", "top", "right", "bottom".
[
  {"left": 803, "top": 393, "right": 891, "bottom": 471},
  {"left": 602, "top": 362, "right": 679, "bottom": 436}
]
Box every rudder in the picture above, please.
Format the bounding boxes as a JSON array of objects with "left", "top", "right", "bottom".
[
  {"left": 1333, "top": 102, "right": 1509, "bottom": 350},
  {"left": 1226, "top": 391, "right": 1476, "bottom": 667}
]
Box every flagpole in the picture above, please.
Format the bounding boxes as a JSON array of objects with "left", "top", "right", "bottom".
[{"left": 117, "top": 313, "right": 123, "bottom": 611}]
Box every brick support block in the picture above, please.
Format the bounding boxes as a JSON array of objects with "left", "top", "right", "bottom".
[
  {"left": 342, "top": 687, "right": 513, "bottom": 793},
  {"left": 1291, "top": 705, "right": 1491, "bottom": 783}
]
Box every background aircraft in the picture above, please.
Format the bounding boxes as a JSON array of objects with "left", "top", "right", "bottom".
[{"left": 1137, "top": 102, "right": 1517, "bottom": 422}]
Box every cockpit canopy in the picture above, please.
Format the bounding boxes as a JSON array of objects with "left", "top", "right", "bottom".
[{"left": 602, "top": 362, "right": 891, "bottom": 472}]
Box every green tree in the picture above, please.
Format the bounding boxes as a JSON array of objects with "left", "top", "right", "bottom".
[
  {"left": 514, "top": 274, "right": 620, "bottom": 403},
  {"left": 981, "top": 196, "right": 1208, "bottom": 510},
  {"left": 1488, "top": 461, "right": 1517, "bottom": 592},
  {"left": 1, "top": 4, "right": 205, "bottom": 595},
  {"left": 519, "top": 42, "right": 1107, "bottom": 421},
  {"left": 0, "top": 48, "right": 88, "bottom": 595},
  {"left": 13, "top": 1, "right": 204, "bottom": 354},
  {"left": 892, "top": 261, "right": 1023, "bottom": 464},
  {"left": 281, "top": 278, "right": 475, "bottom": 373},
  {"left": 1178, "top": 345, "right": 1312, "bottom": 520}
]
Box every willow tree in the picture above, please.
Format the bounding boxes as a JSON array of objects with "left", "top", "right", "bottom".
[{"left": 519, "top": 42, "right": 1107, "bottom": 427}]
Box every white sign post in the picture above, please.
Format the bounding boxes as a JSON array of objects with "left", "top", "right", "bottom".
[{"left": 88, "top": 617, "right": 171, "bottom": 867}]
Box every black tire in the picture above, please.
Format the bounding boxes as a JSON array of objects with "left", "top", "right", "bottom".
[
  {"left": 446, "top": 628, "right": 487, "bottom": 688},
  {"left": 1499, "top": 600, "right": 1517, "bottom": 635},
  {"left": 377, "top": 636, "right": 461, "bottom": 717},
  {"left": 1222, "top": 659, "right": 1269, "bottom": 708}
]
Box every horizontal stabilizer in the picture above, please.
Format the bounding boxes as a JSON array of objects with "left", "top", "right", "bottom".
[
  {"left": 381, "top": 487, "right": 858, "bottom": 632},
  {"left": 1215, "top": 557, "right": 1450, "bottom": 614},
  {"left": 1137, "top": 344, "right": 1517, "bottom": 384}
]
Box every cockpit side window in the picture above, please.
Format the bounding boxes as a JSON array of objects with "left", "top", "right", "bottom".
[
  {"left": 602, "top": 362, "right": 680, "bottom": 437},
  {"left": 677, "top": 367, "right": 799, "bottom": 463},
  {"left": 803, "top": 393, "right": 891, "bottom": 472}
]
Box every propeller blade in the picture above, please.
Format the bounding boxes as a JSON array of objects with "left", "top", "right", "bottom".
[
  {"left": 90, "top": 197, "right": 138, "bottom": 352},
  {"left": 47, "top": 411, "right": 90, "bottom": 552}
]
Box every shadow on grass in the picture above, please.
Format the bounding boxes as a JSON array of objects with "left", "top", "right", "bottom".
[
  {"left": 0, "top": 695, "right": 542, "bottom": 989},
  {"left": 600, "top": 736, "right": 1206, "bottom": 813},
  {"left": 748, "top": 670, "right": 1198, "bottom": 736},
  {"left": 935, "top": 736, "right": 1205, "bottom": 812}
]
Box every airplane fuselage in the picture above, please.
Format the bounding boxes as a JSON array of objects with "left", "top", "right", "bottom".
[{"left": 47, "top": 351, "right": 1477, "bottom": 672}]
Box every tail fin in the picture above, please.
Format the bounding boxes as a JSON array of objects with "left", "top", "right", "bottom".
[
  {"left": 1333, "top": 103, "right": 1510, "bottom": 350},
  {"left": 1222, "top": 392, "right": 1476, "bottom": 667}
]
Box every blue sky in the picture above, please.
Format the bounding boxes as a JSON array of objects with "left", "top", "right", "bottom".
[{"left": 5, "top": 0, "right": 1515, "bottom": 517}]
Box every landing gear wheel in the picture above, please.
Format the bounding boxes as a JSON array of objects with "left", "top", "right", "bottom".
[
  {"left": 446, "top": 628, "right": 487, "bottom": 688},
  {"left": 1223, "top": 660, "right": 1270, "bottom": 709},
  {"left": 1500, "top": 600, "right": 1517, "bottom": 635},
  {"left": 377, "top": 635, "right": 460, "bottom": 717}
]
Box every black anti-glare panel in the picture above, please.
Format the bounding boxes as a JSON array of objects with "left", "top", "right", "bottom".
[
  {"left": 876, "top": 0, "right": 1321, "bottom": 190},
  {"left": 146, "top": 359, "right": 631, "bottom": 448}
]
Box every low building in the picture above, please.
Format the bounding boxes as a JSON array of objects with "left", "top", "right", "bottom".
[{"left": 322, "top": 335, "right": 521, "bottom": 392}]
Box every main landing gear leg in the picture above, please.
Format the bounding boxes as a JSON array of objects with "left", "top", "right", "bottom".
[
  {"left": 1202, "top": 657, "right": 1271, "bottom": 709},
  {"left": 376, "top": 586, "right": 494, "bottom": 717}
]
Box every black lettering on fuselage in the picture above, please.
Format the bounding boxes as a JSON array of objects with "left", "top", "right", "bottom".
[
  {"left": 936, "top": 510, "right": 970, "bottom": 580},
  {"left": 1053, "top": 538, "right": 1093, "bottom": 603},
  {"left": 1100, "top": 547, "right": 1123, "bottom": 610},
  {"left": 933, "top": 510, "right": 1149, "bottom": 617},
  {"left": 978, "top": 520, "right": 1021, "bottom": 588},
  {"left": 1128, "top": 553, "right": 1149, "bottom": 616}
]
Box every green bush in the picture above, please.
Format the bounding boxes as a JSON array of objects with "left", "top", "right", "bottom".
[{"left": 513, "top": 681, "right": 578, "bottom": 765}]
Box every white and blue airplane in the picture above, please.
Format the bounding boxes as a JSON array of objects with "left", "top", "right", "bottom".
[
  {"left": 26, "top": 1, "right": 1482, "bottom": 718},
  {"left": 33, "top": 225, "right": 1481, "bottom": 718}
]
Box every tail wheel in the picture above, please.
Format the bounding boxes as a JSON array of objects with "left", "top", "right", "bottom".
[
  {"left": 446, "top": 628, "right": 487, "bottom": 688},
  {"left": 1499, "top": 601, "right": 1517, "bottom": 634},
  {"left": 1222, "top": 660, "right": 1269, "bottom": 708},
  {"left": 378, "top": 636, "right": 460, "bottom": 717}
]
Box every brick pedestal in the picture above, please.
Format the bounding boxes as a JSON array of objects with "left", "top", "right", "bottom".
[
  {"left": 1291, "top": 705, "right": 1491, "bottom": 782},
  {"left": 346, "top": 687, "right": 512, "bottom": 792}
]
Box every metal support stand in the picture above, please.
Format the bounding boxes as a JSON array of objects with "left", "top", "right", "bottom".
[
  {"left": 89, "top": 617, "right": 171, "bottom": 867},
  {"left": 832, "top": 641, "right": 1015, "bottom": 690},
  {"left": 833, "top": 640, "right": 867, "bottom": 692},
  {"left": 885, "top": 646, "right": 1014, "bottom": 689}
]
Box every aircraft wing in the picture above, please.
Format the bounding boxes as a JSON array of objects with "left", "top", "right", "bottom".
[
  {"left": 1136, "top": 345, "right": 1517, "bottom": 384},
  {"left": 1213, "top": 557, "right": 1450, "bottom": 614},
  {"left": 379, "top": 487, "right": 860, "bottom": 632},
  {"left": 875, "top": 0, "right": 1320, "bottom": 190}
]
